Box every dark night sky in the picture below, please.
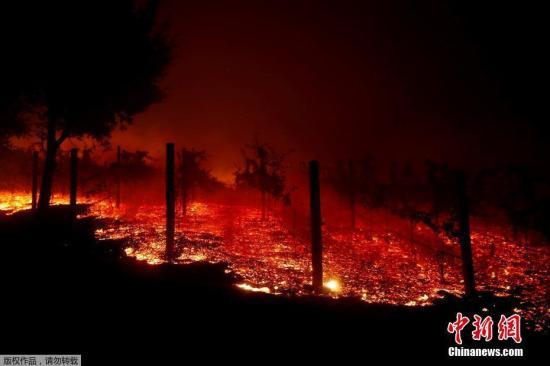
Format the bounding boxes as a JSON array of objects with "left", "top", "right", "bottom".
[{"left": 108, "top": 0, "right": 547, "bottom": 181}]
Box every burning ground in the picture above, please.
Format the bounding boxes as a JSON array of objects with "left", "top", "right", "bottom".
[
  {"left": 5, "top": 193, "right": 550, "bottom": 331},
  {"left": 3, "top": 191, "right": 545, "bottom": 332}
]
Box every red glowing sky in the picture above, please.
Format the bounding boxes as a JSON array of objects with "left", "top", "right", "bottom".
[{"left": 59, "top": 1, "right": 546, "bottom": 181}]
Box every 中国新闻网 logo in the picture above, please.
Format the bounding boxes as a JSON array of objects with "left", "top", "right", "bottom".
[{"left": 447, "top": 313, "right": 522, "bottom": 344}]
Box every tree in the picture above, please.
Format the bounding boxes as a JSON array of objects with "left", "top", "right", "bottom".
[
  {"left": 326, "top": 157, "right": 380, "bottom": 230},
  {"left": 0, "top": 0, "right": 171, "bottom": 211},
  {"left": 117, "top": 150, "right": 156, "bottom": 182},
  {"left": 235, "top": 141, "right": 289, "bottom": 219},
  {"left": 177, "top": 148, "right": 221, "bottom": 216}
]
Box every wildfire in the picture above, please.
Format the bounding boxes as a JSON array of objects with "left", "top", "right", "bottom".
[
  {"left": 0, "top": 193, "right": 31, "bottom": 212},
  {"left": 324, "top": 279, "right": 341, "bottom": 292},
  {"left": 236, "top": 283, "right": 271, "bottom": 294},
  {"left": 0, "top": 191, "right": 106, "bottom": 214},
  {"left": 1, "top": 191, "right": 549, "bottom": 331}
]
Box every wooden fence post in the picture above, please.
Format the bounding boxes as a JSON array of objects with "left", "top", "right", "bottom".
[
  {"left": 456, "top": 171, "right": 476, "bottom": 296},
  {"left": 116, "top": 145, "right": 121, "bottom": 208},
  {"left": 309, "top": 160, "right": 323, "bottom": 293},
  {"left": 166, "top": 143, "right": 176, "bottom": 262},
  {"left": 70, "top": 148, "right": 78, "bottom": 210},
  {"left": 31, "top": 151, "right": 39, "bottom": 210}
]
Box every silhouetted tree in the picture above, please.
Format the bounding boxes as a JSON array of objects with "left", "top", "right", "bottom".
[
  {"left": 235, "top": 141, "right": 289, "bottom": 219},
  {"left": 117, "top": 150, "right": 156, "bottom": 182},
  {"left": 476, "top": 165, "right": 543, "bottom": 244},
  {"left": 177, "top": 148, "right": 222, "bottom": 216},
  {"left": 1, "top": 0, "right": 171, "bottom": 211},
  {"left": 327, "top": 160, "right": 358, "bottom": 229}
]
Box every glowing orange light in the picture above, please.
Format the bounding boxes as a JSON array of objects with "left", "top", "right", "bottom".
[
  {"left": 236, "top": 283, "right": 271, "bottom": 293},
  {"left": 324, "top": 279, "right": 341, "bottom": 292},
  {"left": 1, "top": 190, "right": 548, "bottom": 330}
]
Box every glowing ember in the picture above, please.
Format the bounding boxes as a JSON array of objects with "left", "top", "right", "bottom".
[
  {"left": 0, "top": 192, "right": 91, "bottom": 213},
  {"left": 94, "top": 199, "right": 548, "bottom": 331},
  {"left": 324, "top": 279, "right": 341, "bottom": 292},
  {"left": 236, "top": 283, "right": 271, "bottom": 294},
  {"left": 1, "top": 191, "right": 549, "bottom": 332},
  {"left": 0, "top": 194, "right": 30, "bottom": 212}
]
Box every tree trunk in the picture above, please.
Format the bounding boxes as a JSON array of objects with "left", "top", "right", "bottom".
[{"left": 38, "top": 117, "right": 58, "bottom": 212}]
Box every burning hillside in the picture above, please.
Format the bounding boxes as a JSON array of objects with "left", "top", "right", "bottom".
[{"left": 5, "top": 191, "right": 545, "bottom": 331}]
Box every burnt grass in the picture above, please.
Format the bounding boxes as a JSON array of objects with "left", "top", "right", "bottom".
[{"left": 0, "top": 205, "right": 546, "bottom": 363}]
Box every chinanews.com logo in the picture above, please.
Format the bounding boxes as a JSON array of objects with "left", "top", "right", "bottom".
[{"left": 446, "top": 312, "right": 524, "bottom": 358}]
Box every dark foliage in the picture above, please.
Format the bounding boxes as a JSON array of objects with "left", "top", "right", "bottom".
[
  {"left": 0, "top": 0, "right": 171, "bottom": 209},
  {"left": 235, "top": 141, "right": 289, "bottom": 202}
]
